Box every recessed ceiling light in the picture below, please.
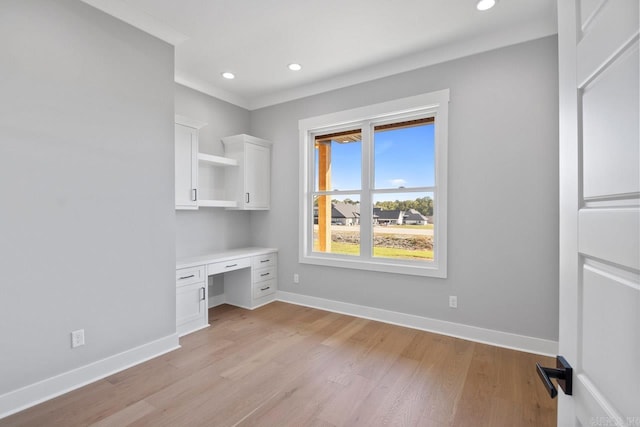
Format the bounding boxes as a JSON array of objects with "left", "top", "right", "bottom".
[
  {"left": 476, "top": 0, "right": 496, "bottom": 11},
  {"left": 221, "top": 72, "right": 235, "bottom": 79},
  {"left": 288, "top": 63, "right": 302, "bottom": 71}
]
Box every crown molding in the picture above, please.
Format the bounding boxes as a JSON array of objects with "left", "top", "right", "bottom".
[
  {"left": 248, "top": 19, "right": 557, "bottom": 110},
  {"left": 81, "top": 0, "right": 188, "bottom": 46},
  {"left": 175, "top": 74, "right": 251, "bottom": 110}
]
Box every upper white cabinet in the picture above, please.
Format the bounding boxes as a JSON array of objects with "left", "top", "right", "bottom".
[
  {"left": 175, "top": 116, "right": 205, "bottom": 210},
  {"left": 175, "top": 116, "right": 239, "bottom": 210},
  {"left": 223, "top": 134, "right": 272, "bottom": 210}
]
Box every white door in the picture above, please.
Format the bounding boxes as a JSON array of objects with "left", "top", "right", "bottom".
[
  {"left": 557, "top": 1, "right": 639, "bottom": 426},
  {"left": 175, "top": 123, "right": 198, "bottom": 210}
]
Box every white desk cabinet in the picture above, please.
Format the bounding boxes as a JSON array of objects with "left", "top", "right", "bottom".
[
  {"left": 175, "top": 265, "right": 207, "bottom": 337},
  {"left": 224, "top": 252, "right": 278, "bottom": 308},
  {"left": 222, "top": 134, "right": 272, "bottom": 210},
  {"left": 176, "top": 248, "right": 278, "bottom": 337}
]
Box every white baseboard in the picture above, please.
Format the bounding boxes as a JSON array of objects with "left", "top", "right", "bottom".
[
  {"left": 0, "top": 333, "right": 179, "bottom": 420},
  {"left": 277, "top": 291, "right": 558, "bottom": 357}
]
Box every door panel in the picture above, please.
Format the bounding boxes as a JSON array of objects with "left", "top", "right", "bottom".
[
  {"left": 579, "top": 0, "right": 604, "bottom": 29},
  {"left": 577, "top": 0, "right": 638, "bottom": 86},
  {"left": 581, "top": 262, "right": 639, "bottom": 418},
  {"left": 578, "top": 208, "right": 640, "bottom": 270},
  {"left": 582, "top": 43, "right": 639, "bottom": 198}
]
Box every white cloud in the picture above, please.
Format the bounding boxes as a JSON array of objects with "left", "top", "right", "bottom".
[{"left": 390, "top": 178, "right": 407, "bottom": 187}]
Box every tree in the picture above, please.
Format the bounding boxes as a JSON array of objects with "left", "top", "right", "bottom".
[{"left": 374, "top": 196, "right": 433, "bottom": 216}]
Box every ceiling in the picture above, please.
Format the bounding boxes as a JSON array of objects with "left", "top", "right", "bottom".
[{"left": 82, "top": 0, "right": 557, "bottom": 110}]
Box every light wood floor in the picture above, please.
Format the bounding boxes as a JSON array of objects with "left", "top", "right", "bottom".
[{"left": 2, "top": 302, "right": 556, "bottom": 427}]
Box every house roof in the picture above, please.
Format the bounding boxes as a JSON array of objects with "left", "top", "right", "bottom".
[
  {"left": 404, "top": 209, "right": 428, "bottom": 221},
  {"left": 373, "top": 208, "right": 402, "bottom": 220},
  {"left": 332, "top": 202, "right": 360, "bottom": 219}
]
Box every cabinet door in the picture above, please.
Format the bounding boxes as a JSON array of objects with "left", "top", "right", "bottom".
[
  {"left": 176, "top": 282, "right": 206, "bottom": 334},
  {"left": 175, "top": 124, "right": 198, "bottom": 209},
  {"left": 244, "top": 143, "right": 270, "bottom": 209}
]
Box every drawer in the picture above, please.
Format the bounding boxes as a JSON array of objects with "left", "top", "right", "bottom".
[
  {"left": 252, "top": 252, "right": 277, "bottom": 269},
  {"left": 253, "top": 278, "right": 276, "bottom": 299},
  {"left": 253, "top": 266, "right": 276, "bottom": 283},
  {"left": 207, "top": 257, "right": 251, "bottom": 275},
  {"left": 176, "top": 266, "right": 205, "bottom": 286}
]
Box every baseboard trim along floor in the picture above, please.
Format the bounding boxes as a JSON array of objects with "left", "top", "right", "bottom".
[
  {"left": 277, "top": 291, "right": 558, "bottom": 357},
  {"left": 0, "top": 333, "right": 179, "bottom": 420}
]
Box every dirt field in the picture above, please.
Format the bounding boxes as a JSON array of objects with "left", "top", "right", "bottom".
[
  {"left": 314, "top": 225, "right": 434, "bottom": 251},
  {"left": 322, "top": 225, "right": 434, "bottom": 236}
]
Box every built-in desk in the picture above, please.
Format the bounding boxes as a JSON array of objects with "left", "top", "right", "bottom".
[{"left": 175, "top": 247, "right": 278, "bottom": 337}]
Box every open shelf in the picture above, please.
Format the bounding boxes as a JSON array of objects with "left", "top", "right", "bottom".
[
  {"left": 198, "top": 199, "right": 238, "bottom": 208},
  {"left": 197, "top": 153, "right": 238, "bottom": 167}
]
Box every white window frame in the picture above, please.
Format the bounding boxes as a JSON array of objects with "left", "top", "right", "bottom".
[{"left": 299, "top": 89, "right": 449, "bottom": 278}]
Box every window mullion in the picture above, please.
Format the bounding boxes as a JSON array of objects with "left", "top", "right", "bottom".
[{"left": 359, "top": 122, "right": 373, "bottom": 260}]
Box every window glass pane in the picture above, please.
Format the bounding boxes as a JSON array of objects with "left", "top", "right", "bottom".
[
  {"left": 314, "top": 129, "right": 361, "bottom": 192},
  {"left": 372, "top": 192, "right": 434, "bottom": 261},
  {"left": 313, "top": 194, "right": 360, "bottom": 256},
  {"left": 374, "top": 119, "right": 434, "bottom": 189}
]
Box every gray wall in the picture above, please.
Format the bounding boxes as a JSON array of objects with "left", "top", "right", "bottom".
[
  {"left": 250, "top": 36, "right": 560, "bottom": 341},
  {"left": 174, "top": 84, "right": 252, "bottom": 296},
  {"left": 0, "top": 0, "right": 175, "bottom": 395}
]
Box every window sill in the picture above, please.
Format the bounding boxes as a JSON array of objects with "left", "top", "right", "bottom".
[{"left": 299, "top": 254, "right": 447, "bottom": 278}]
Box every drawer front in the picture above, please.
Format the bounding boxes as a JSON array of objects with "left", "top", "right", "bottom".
[
  {"left": 253, "top": 266, "right": 276, "bottom": 283},
  {"left": 207, "top": 257, "right": 251, "bottom": 275},
  {"left": 252, "top": 252, "right": 277, "bottom": 269},
  {"left": 253, "top": 278, "right": 276, "bottom": 299},
  {"left": 176, "top": 266, "right": 206, "bottom": 286}
]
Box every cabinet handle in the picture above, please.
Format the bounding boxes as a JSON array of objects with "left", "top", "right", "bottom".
[
  {"left": 200, "top": 287, "right": 206, "bottom": 301},
  {"left": 260, "top": 286, "right": 270, "bottom": 291},
  {"left": 225, "top": 263, "right": 238, "bottom": 268},
  {"left": 179, "top": 274, "right": 195, "bottom": 280},
  {"left": 260, "top": 259, "right": 270, "bottom": 263},
  {"left": 245, "top": 192, "right": 250, "bottom": 204},
  {"left": 260, "top": 272, "right": 270, "bottom": 277},
  {"left": 192, "top": 188, "right": 197, "bottom": 201}
]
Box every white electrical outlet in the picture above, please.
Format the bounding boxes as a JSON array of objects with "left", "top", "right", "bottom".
[
  {"left": 71, "top": 329, "right": 85, "bottom": 348},
  {"left": 293, "top": 273, "right": 299, "bottom": 284},
  {"left": 449, "top": 296, "right": 458, "bottom": 308}
]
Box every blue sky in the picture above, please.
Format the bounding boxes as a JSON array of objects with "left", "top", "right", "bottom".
[{"left": 315, "top": 123, "right": 435, "bottom": 197}]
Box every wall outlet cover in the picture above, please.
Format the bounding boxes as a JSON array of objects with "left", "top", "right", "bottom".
[
  {"left": 449, "top": 296, "right": 458, "bottom": 308},
  {"left": 71, "top": 329, "right": 85, "bottom": 348}
]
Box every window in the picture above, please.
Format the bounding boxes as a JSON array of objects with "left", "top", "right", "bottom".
[{"left": 299, "top": 90, "right": 449, "bottom": 277}]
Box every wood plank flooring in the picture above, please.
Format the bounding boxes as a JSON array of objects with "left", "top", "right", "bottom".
[{"left": 1, "top": 302, "right": 557, "bottom": 427}]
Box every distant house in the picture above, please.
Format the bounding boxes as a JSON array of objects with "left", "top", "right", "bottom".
[
  {"left": 315, "top": 205, "right": 427, "bottom": 226},
  {"left": 314, "top": 202, "right": 360, "bottom": 225},
  {"left": 403, "top": 209, "right": 429, "bottom": 225},
  {"left": 373, "top": 208, "right": 403, "bottom": 225},
  {"left": 331, "top": 202, "right": 360, "bottom": 225}
]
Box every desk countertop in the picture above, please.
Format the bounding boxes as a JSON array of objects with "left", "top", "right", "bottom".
[{"left": 176, "top": 247, "right": 278, "bottom": 270}]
